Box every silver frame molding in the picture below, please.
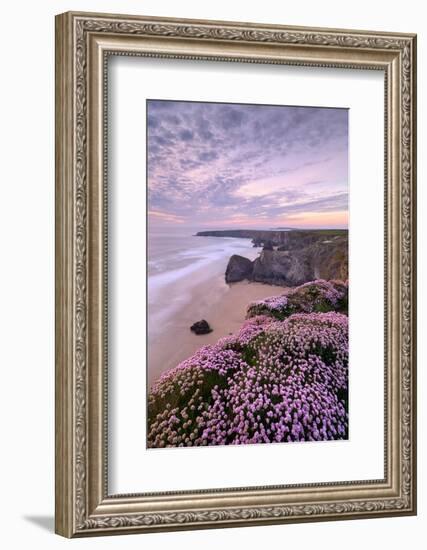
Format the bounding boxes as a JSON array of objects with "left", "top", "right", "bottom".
[{"left": 55, "top": 11, "right": 417, "bottom": 538}]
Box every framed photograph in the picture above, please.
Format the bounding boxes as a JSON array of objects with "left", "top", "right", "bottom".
[{"left": 55, "top": 11, "right": 417, "bottom": 537}]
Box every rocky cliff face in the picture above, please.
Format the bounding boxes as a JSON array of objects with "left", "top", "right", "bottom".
[
  {"left": 222, "top": 232, "right": 348, "bottom": 286},
  {"left": 253, "top": 236, "right": 348, "bottom": 285},
  {"left": 252, "top": 249, "right": 310, "bottom": 286},
  {"left": 196, "top": 228, "right": 347, "bottom": 250},
  {"left": 307, "top": 237, "right": 348, "bottom": 281}
]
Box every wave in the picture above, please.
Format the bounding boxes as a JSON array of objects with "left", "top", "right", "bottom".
[{"left": 148, "top": 237, "right": 259, "bottom": 303}]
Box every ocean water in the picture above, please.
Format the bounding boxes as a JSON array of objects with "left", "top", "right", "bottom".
[
  {"left": 147, "top": 227, "right": 282, "bottom": 385},
  {"left": 147, "top": 227, "right": 262, "bottom": 349},
  {"left": 148, "top": 227, "right": 260, "bottom": 302}
]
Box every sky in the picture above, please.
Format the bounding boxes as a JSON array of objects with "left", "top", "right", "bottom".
[{"left": 147, "top": 100, "right": 348, "bottom": 229}]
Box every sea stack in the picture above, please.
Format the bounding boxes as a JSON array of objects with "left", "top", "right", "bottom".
[{"left": 225, "top": 255, "right": 254, "bottom": 283}]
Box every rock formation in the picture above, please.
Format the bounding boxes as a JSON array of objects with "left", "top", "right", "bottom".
[
  {"left": 199, "top": 229, "right": 348, "bottom": 286},
  {"left": 223, "top": 234, "right": 348, "bottom": 287},
  {"left": 225, "top": 254, "right": 254, "bottom": 283},
  {"left": 262, "top": 240, "right": 274, "bottom": 251},
  {"left": 190, "top": 320, "right": 213, "bottom": 335},
  {"left": 196, "top": 228, "right": 347, "bottom": 250}
]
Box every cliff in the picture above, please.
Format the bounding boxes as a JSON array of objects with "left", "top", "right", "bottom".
[
  {"left": 196, "top": 228, "right": 347, "bottom": 249},
  {"left": 252, "top": 236, "right": 348, "bottom": 285},
  {"left": 148, "top": 279, "right": 349, "bottom": 448},
  {"left": 246, "top": 279, "right": 348, "bottom": 319},
  {"left": 223, "top": 232, "right": 348, "bottom": 286}
]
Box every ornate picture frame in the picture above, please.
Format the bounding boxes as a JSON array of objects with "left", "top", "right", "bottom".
[{"left": 55, "top": 11, "right": 417, "bottom": 537}]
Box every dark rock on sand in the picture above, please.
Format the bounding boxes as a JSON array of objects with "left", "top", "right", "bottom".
[
  {"left": 225, "top": 254, "right": 254, "bottom": 283},
  {"left": 190, "top": 320, "right": 213, "bottom": 335}
]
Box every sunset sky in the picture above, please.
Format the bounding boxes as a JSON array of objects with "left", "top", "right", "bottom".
[{"left": 147, "top": 100, "right": 348, "bottom": 229}]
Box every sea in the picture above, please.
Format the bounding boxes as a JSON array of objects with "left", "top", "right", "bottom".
[
  {"left": 147, "top": 226, "right": 260, "bottom": 343},
  {"left": 148, "top": 226, "right": 260, "bottom": 300},
  {"left": 146, "top": 226, "right": 280, "bottom": 385}
]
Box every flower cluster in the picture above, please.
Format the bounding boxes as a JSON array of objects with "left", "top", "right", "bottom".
[
  {"left": 249, "top": 295, "right": 289, "bottom": 314},
  {"left": 148, "top": 310, "right": 348, "bottom": 448},
  {"left": 247, "top": 279, "right": 348, "bottom": 320}
]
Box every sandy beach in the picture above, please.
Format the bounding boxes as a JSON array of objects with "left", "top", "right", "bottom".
[{"left": 148, "top": 277, "right": 285, "bottom": 388}]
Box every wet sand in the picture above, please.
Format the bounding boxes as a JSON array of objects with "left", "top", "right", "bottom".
[{"left": 148, "top": 278, "right": 285, "bottom": 388}]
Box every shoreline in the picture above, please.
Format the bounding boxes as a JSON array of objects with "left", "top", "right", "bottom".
[{"left": 148, "top": 277, "right": 285, "bottom": 388}]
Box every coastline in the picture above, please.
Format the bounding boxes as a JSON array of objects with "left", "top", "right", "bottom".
[{"left": 147, "top": 276, "right": 285, "bottom": 388}]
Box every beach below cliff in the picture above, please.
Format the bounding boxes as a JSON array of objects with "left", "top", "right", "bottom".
[
  {"left": 148, "top": 277, "right": 284, "bottom": 388},
  {"left": 147, "top": 227, "right": 348, "bottom": 388}
]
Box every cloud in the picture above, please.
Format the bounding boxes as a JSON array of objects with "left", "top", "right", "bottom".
[
  {"left": 179, "top": 129, "right": 193, "bottom": 141},
  {"left": 147, "top": 100, "right": 348, "bottom": 228},
  {"left": 148, "top": 210, "right": 185, "bottom": 224}
]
